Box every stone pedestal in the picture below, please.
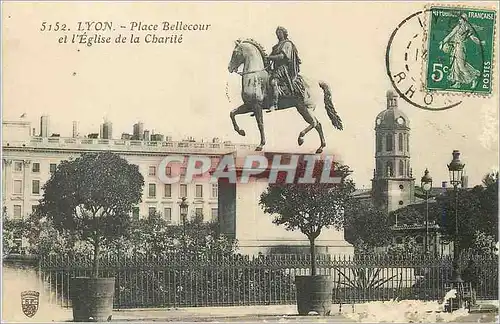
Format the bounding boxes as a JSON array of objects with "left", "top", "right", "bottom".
[{"left": 216, "top": 149, "right": 354, "bottom": 256}]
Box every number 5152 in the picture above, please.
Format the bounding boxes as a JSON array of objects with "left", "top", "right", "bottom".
[{"left": 40, "top": 22, "right": 68, "bottom": 32}]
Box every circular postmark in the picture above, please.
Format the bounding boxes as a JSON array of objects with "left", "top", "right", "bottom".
[{"left": 385, "top": 8, "right": 485, "bottom": 111}]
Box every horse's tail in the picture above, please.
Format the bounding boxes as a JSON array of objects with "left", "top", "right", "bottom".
[{"left": 318, "top": 81, "right": 343, "bottom": 131}]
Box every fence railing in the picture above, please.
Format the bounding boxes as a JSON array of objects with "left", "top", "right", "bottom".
[{"left": 38, "top": 253, "right": 498, "bottom": 309}]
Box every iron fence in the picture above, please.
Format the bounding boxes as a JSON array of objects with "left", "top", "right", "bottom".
[{"left": 38, "top": 253, "right": 498, "bottom": 309}]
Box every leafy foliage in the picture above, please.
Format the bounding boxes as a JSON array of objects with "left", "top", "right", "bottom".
[
  {"left": 464, "top": 231, "right": 498, "bottom": 257},
  {"left": 260, "top": 160, "right": 355, "bottom": 238},
  {"left": 259, "top": 158, "right": 355, "bottom": 274},
  {"left": 344, "top": 200, "right": 393, "bottom": 249},
  {"left": 2, "top": 215, "right": 24, "bottom": 256},
  {"left": 438, "top": 173, "right": 498, "bottom": 251},
  {"left": 386, "top": 237, "right": 423, "bottom": 258},
  {"left": 386, "top": 171, "right": 498, "bottom": 255},
  {"left": 109, "top": 212, "right": 238, "bottom": 258},
  {"left": 336, "top": 267, "right": 400, "bottom": 289},
  {"left": 389, "top": 202, "right": 441, "bottom": 226},
  {"left": 38, "top": 151, "right": 144, "bottom": 276},
  {"left": 22, "top": 209, "right": 92, "bottom": 257}
]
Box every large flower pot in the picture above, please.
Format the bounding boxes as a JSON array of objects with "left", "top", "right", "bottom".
[
  {"left": 295, "top": 275, "right": 333, "bottom": 316},
  {"left": 70, "top": 277, "right": 115, "bottom": 322}
]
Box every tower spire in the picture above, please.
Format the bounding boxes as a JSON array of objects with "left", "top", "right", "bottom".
[
  {"left": 372, "top": 90, "right": 414, "bottom": 213},
  {"left": 386, "top": 89, "right": 398, "bottom": 109}
]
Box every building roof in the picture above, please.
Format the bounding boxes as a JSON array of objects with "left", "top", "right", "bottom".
[
  {"left": 3, "top": 136, "right": 258, "bottom": 156},
  {"left": 351, "top": 188, "right": 372, "bottom": 199},
  {"left": 375, "top": 91, "right": 409, "bottom": 129}
]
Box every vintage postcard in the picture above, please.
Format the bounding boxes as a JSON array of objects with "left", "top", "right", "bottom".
[{"left": 1, "top": 1, "right": 498, "bottom": 323}]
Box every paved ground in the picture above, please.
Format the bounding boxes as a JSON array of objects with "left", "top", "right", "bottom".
[
  {"left": 50, "top": 302, "right": 499, "bottom": 323},
  {"left": 109, "top": 310, "right": 498, "bottom": 323},
  {"left": 107, "top": 303, "right": 498, "bottom": 323}
]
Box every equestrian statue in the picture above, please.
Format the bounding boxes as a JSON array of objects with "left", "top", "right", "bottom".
[{"left": 228, "top": 26, "right": 343, "bottom": 154}]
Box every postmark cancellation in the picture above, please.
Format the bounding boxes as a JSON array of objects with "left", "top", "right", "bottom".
[{"left": 423, "top": 4, "right": 497, "bottom": 96}]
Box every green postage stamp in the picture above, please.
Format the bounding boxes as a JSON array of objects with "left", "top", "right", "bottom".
[{"left": 425, "top": 6, "right": 496, "bottom": 95}]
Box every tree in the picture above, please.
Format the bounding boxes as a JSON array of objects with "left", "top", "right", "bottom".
[
  {"left": 259, "top": 158, "right": 355, "bottom": 275},
  {"left": 109, "top": 211, "right": 238, "bottom": 258},
  {"left": 38, "top": 151, "right": 144, "bottom": 277},
  {"left": 2, "top": 214, "right": 24, "bottom": 257},
  {"left": 23, "top": 208, "right": 91, "bottom": 257},
  {"left": 438, "top": 172, "right": 498, "bottom": 252},
  {"left": 386, "top": 237, "right": 422, "bottom": 258},
  {"left": 479, "top": 172, "right": 498, "bottom": 240},
  {"left": 344, "top": 200, "right": 393, "bottom": 251}
]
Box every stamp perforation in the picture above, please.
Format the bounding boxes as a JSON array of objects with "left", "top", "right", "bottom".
[{"left": 421, "top": 3, "right": 497, "bottom": 98}]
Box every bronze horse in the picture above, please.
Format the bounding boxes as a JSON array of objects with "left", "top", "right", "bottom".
[{"left": 227, "top": 39, "right": 343, "bottom": 153}]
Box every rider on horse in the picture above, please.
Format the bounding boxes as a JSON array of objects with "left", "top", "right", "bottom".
[{"left": 267, "top": 26, "right": 307, "bottom": 112}]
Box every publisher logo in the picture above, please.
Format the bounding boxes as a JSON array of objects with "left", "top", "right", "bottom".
[{"left": 21, "top": 290, "right": 40, "bottom": 318}]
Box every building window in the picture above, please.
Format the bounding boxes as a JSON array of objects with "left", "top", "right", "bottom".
[
  {"left": 164, "top": 207, "right": 172, "bottom": 223},
  {"left": 14, "top": 161, "right": 23, "bottom": 172},
  {"left": 385, "top": 162, "right": 393, "bottom": 177},
  {"left": 148, "top": 166, "right": 156, "bottom": 176},
  {"left": 398, "top": 133, "right": 403, "bottom": 151},
  {"left": 195, "top": 184, "right": 203, "bottom": 198},
  {"left": 166, "top": 166, "right": 172, "bottom": 176},
  {"left": 132, "top": 207, "right": 140, "bottom": 220},
  {"left": 179, "top": 184, "right": 187, "bottom": 197},
  {"left": 49, "top": 163, "right": 57, "bottom": 173},
  {"left": 376, "top": 136, "right": 383, "bottom": 152},
  {"left": 13, "top": 180, "right": 22, "bottom": 195},
  {"left": 32, "top": 163, "right": 40, "bottom": 173},
  {"left": 386, "top": 134, "right": 393, "bottom": 151},
  {"left": 395, "top": 237, "right": 403, "bottom": 244},
  {"left": 32, "top": 180, "right": 40, "bottom": 195},
  {"left": 13, "top": 205, "right": 22, "bottom": 219},
  {"left": 180, "top": 167, "right": 187, "bottom": 176},
  {"left": 164, "top": 184, "right": 172, "bottom": 198},
  {"left": 179, "top": 205, "right": 187, "bottom": 223},
  {"left": 148, "top": 183, "right": 156, "bottom": 198},
  {"left": 195, "top": 208, "right": 203, "bottom": 220},
  {"left": 398, "top": 160, "right": 404, "bottom": 176},
  {"left": 211, "top": 184, "right": 218, "bottom": 198},
  {"left": 399, "top": 184, "right": 404, "bottom": 190},
  {"left": 148, "top": 207, "right": 157, "bottom": 217},
  {"left": 211, "top": 208, "right": 218, "bottom": 221},
  {"left": 406, "top": 135, "right": 410, "bottom": 152}
]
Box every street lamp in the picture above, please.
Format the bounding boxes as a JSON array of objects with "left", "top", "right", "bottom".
[
  {"left": 447, "top": 150, "right": 465, "bottom": 311},
  {"left": 420, "top": 168, "right": 432, "bottom": 254},
  {"left": 180, "top": 197, "right": 189, "bottom": 252}
]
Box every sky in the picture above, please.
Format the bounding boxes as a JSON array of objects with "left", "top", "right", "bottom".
[{"left": 2, "top": 1, "right": 498, "bottom": 188}]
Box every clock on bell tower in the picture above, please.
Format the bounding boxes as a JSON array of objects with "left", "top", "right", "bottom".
[{"left": 372, "top": 90, "right": 416, "bottom": 213}]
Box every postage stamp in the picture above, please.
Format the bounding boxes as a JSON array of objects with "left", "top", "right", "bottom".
[{"left": 424, "top": 5, "right": 497, "bottom": 95}]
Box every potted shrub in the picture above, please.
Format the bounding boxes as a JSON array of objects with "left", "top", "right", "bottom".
[
  {"left": 259, "top": 158, "right": 355, "bottom": 315},
  {"left": 38, "top": 152, "right": 144, "bottom": 322}
]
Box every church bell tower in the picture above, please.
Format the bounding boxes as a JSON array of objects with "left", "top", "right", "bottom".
[{"left": 371, "top": 90, "right": 415, "bottom": 213}]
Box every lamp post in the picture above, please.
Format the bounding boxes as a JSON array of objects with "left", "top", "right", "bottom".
[
  {"left": 447, "top": 150, "right": 465, "bottom": 310},
  {"left": 180, "top": 197, "right": 189, "bottom": 252},
  {"left": 420, "top": 168, "right": 432, "bottom": 254}
]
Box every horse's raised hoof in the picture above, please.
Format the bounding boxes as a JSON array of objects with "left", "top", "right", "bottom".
[
  {"left": 315, "top": 148, "right": 323, "bottom": 154},
  {"left": 236, "top": 129, "right": 246, "bottom": 136},
  {"left": 255, "top": 146, "right": 263, "bottom": 151},
  {"left": 298, "top": 137, "right": 304, "bottom": 146}
]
